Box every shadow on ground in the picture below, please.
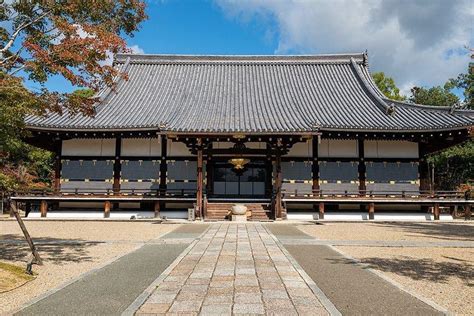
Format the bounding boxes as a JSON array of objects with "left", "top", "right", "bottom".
[
  {"left": 329, "top": 256, "right": 474, "bottom": 286},
  {"left": 0, "top": 234, "right": 102, "bottom": 264},
  {"left": 371, "top": 222, "right": 474, "bottom": 242}
]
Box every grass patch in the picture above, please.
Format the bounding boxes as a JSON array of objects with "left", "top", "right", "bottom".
[{"left": 0, "top": 261, "right": 35, "bottom": 293}]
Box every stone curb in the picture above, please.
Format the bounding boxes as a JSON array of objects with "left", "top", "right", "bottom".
[
  {"left": 279, "top": 239, "right": 474, "bottom": 248},
  {"left": 263, "top": 225, "right": 341, "bottom": 316}
]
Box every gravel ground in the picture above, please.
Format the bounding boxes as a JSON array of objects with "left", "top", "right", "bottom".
[
  {"left": 0, "top": 220, "right": 180, "bottom": 242},
  {"left": 336, "top": 246, "right": 474, "bottom": 315},
  {"left": 297, "top": 221, "right": 474, "bottom": 242},
  {"left": 0, "top": 221, "right": 178, "bottom": 314}
]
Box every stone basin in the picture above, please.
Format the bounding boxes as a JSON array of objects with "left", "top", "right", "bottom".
[{"left": 231, "top": 204, "right": 247, "bottom": 215}]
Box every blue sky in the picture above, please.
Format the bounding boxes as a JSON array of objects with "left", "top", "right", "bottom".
[
  {"left": 29, "top": 0, "right": 472, "bottom": 98},
  {"left": 127, "top": 0, "right": 278, "bottom": 55}
]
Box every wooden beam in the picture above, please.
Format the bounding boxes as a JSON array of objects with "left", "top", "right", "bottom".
[
  {"left": 40, "top": 200, "right": 47, "bottom": 218},
  {"left": 11, "top": 203, "right": 43, "bottom": 266},
  {"left": 433, "top": 203, "right": 440, "bottom": 220},
  {"left": 368, "top": 202, "right": 375, "bottom": 220},
  {"left": 154, "top": 200, "right": 160, "bottom": 218},
  {"left": 465, "top": 204, "right": 472, "bottom": 221},
  {"left": 319, "top": 202, "right": 325, "bottom": 220},
  {"left": 104, "top": 200, "right": 111, "bottom": 218},
  {"left": 196, "top": 140, "right": 203, "bottom": 220}
]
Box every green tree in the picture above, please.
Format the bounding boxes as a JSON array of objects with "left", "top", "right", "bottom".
[
  {"left": 371, "top": 72, "right": 405, "bottom": 101},
  {"left": 409, "top": 84, "right": 460, "bottom": 107},
  {"left": 427, "top": 140, "right": 474, "bottom": 191},
  {"left": 447, "top": 72, "right": 474, "bottom": 109},
  {"left": 0, "top": 1, "right": 147, "bottom": 191}
]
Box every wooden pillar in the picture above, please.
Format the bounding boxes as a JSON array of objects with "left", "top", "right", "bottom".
[
  {"left": 465, "top": 204, "right": 472, "bottom": 221},
  {"left": 53, "top": 141, "right": 62, "bottom": 194},
  {"left": 113, "top": 137, "right": 122, "bottom": 194},
  {"left": 275, "top": 152, "right": 283, "bottom": 220},
  {"left": 312, "top": 137, "right": 320, "bottom": 215},
  {"left": 40, "top": 200, "right": 47, "bottom": 218},
  {"left": 418, "top": 143, "right": 430, "bottom": 195},
  {"left": 433, "top": 203, "right": 440, "bottom": 220},
  {"left": 154, "top": 200, "right": 161, "bottom": 218},
  {"left": 25, "top": 202, "right": 32, "bottom": 217},
  {"left": 196, "top": 139, "right": 203, "bottom": 220},
  {"left": 9, "top": 200, "right": 14, "bottom": 217},
  {"left": 318, "top": 202, "right": 324, "bottom": 220},
  {"left": 205, "top": 143, "right": 213, "bottom": 196},
  {"left": 312, "top": 137, "right": 320, "bottom": 193},
  {"left": 368, "top": 202, "right": 374, "bottom": 220},
  {"left": 159, "top": 136, "right": 168, "bottom": 212},
  {"left": 265, "top": 143, "right": 273, "bottom": 198},
  {"left": 104, "top": 200, "right": 111, "bottom": 218},
  {"left": 358, "top": 138, "right": 366, "bottom": 195}
]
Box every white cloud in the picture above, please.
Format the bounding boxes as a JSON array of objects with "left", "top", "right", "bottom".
[
  {"left": 128, "top": 44, "right": 145, "bottom": 54},
  {"left": 216, "top": 0, "right": 472, "bottom": 92}
]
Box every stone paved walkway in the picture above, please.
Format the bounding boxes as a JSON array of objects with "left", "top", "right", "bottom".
[{"left": 137, "top": 223, "right": 329, "bottom": 315}]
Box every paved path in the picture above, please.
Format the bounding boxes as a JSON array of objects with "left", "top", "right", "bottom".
[
  {"left": 136, "top": 223, "right": 331, "bottom": 315},
  {"left": 267, "top": 224, "right": 444, "bottom": 316},
  {"left": 16, "top": 225, "right": 209, "bottom": 316}
]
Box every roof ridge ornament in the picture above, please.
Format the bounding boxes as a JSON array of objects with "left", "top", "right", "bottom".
[
  {"left": 349, "top": 57, "right": 395, "bottom": 117},
  {"left": 363, "top": 50, "right": 369, "bottom": 67}
]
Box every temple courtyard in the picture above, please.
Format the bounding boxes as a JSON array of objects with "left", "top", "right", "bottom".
[{"left": 0, "top": 220, "right": 473, "bottom": 315}]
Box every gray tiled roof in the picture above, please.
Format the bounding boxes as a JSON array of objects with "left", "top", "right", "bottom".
[{"left": 26, "top": 53, "right": 474, "bottom": 133}]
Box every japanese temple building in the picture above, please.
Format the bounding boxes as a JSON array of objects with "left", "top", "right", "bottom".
[{"left": 16, "top": 53, "right": 474, "bottom": 220}]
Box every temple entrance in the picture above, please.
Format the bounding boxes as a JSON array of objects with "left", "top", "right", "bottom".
[{"left": 211, "top": 161, "right": 267, "bottom": 198}]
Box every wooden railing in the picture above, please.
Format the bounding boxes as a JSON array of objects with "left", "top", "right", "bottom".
[
  {"left": 282, "top": 189, "right": 471, "bottom": 200},
  {"left": 12, "top": 188, "right": 197, "bottom": 198}
]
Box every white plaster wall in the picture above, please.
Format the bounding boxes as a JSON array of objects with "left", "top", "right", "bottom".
[
  {"left": 212, "top": 142, "right": 233, "bottom": 149},
  {"left": 319, "top": 139, "right": 358, "bottom": 158},
  {"left": 246, "top": 142, "right": 266, "bottom": 149},
  {"left": 168, "top": 140, "right": 191, "bottom": 156},
  {"left": 365, "top": 140, "right": 418, "bottom": 158},
  {"left": 62, "top": 138, "right": 115, "bottom": 156},
  {"left": 121, "top": 138, "right": 161, "bottom": 156},
  {"left": 286, "top": 141, "right": 312, "bottom": 157}
]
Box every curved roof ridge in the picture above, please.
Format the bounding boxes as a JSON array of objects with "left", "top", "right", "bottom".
[
  {"left": 384, "top": 98, "right": 473, "bottom": 116},
  {"left": 95, "top": 57, "right": 132, "bottom": 107},
  {"left": 349, "top": 57, "right": 395, "bottom": 116},
  {"left": 115, "top": 53, "right": 366, "bottom": 64},
  {"left": 358, "top": 57, "right": 472, "bottom": 117}
]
